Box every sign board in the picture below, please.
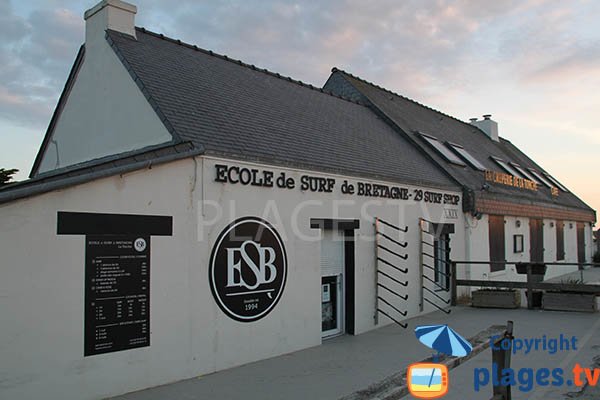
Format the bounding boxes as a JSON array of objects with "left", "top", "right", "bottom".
[
  {"left": 209, "top": 217, "right": 287, "bottom": 322},
  {"left": 57, "top": 211, "right": 172, "bottom": 356},
  {"left": 85, "top": 235, "right": 150, "bottom": 356},
  {"left": 214, "top": 163, "right": 461, "bottom": 205}
]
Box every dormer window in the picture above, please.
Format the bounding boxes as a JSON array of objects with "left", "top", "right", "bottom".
[
  {"left": 543, "top": 173, "right": 568, "bottom": 192},
  {"left": 509, "top": 162, "right": 539, "bottom": 183},
  {"left": 447, "top": 142, "right": 486, "bottom": 171},
  {"left": 419, "top": 133, "right": 466, "bottom": 166},
  {"left": 527, "top": 169, "right": 554, "bottom": 188},
  {"left": 491, "top": 157, "right": 524, "bottom": 178}
]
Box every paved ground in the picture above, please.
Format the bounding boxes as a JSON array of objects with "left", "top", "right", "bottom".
[{"left": 111, "top": 306, "right": 600, "bottom": 400}]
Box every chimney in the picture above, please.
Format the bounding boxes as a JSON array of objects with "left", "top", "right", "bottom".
[
  {"left": 84, "top": 0, "right": 137, "bottom": 44},
  {"left": 470, "top": 114, "right": 499, "bottom": 142}
]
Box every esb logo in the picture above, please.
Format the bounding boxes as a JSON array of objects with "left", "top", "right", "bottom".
[{"left": 209, "top": 217, "right": 287, "bottom": 322}]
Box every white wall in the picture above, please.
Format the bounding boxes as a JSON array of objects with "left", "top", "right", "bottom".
[
  {"left": 542, "top": 219, "right": 556, "bottom": 263},
  {"left": 544, "top": 220, "right": 578, "bottom": 279},
  {"left": 465, "top": 214, "right": 505, "bottom": 283},
  {"left": 564, "top": 220, "right": 578, "bottom": 264},
  {"left": 466, "top": 215, "right": 593, "bottom": 285},
  {"left": 503, "top": 216, "right": 528, "bottom": 280},
  {"left": 200, "top": 157, "right": 465, "bottom": 338},
  {"left": 1, "top": 159, "right": 197, "bottom": 400},
  {"left": 0, "top": 156, "right": 465, "bottom": 400},
  {"left": 36, "top": 24, "right": 172, "bottom": 174},
  {"left": 585, "top": 224, "right": 594, "bottom": 262}
]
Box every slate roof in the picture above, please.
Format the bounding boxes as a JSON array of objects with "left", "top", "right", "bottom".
[
  {"left": 324, "top": 69, "right": 595, "bottom": 218},
  {"left": 104, "top": 28, "right": 457, "bottom": 190}
]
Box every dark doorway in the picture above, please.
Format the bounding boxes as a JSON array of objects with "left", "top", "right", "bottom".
[
  {"left": 311, "top": 218, "right": 359, "bottom": 336},
  {"left": 343, "top": 230, "right": 355, "bottom": 334},
  {"left": 529, "top": 219, "right": 544, "bottom": 263},
  {"left": 577, "top": 222, "right": 586, "bottom": 264},
  {"left": 488, "top": 215, "right": 505, "bottom": 272}
]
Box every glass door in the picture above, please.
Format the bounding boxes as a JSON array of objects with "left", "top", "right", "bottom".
[
  {"left": 321, "top": 230, "right": 344, "bottom": 338},
  {"left": 322, "top": 274, "right": 342, "bottom": 336}
]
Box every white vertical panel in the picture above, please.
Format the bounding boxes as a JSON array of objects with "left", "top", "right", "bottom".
[{"left": 321, "top": 230, "right": 344, "bottom": 277}]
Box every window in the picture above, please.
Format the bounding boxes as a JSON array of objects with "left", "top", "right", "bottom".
[
  {"left": 491, "top": 157, "right": 524, "bottom": 178},
  {"left": 488, "top": 215, "right": 505, "bottom": 272},
  {"left": 513, "top": 234, "right": 524, "bottom": 253},
  {"left": 447, "top": 143, "right": 486, "bottom": 171},
  {"left": 419, "top": 133, "right": 466, "bottom": 166},
  {"left": 527, "top": 169, "right": 554, "bottom": 188},
  {"left": 543, "top": 173, "right": 569, "bottom": 192},
  {"left": 556, "top": 220, "right": 565, "bottom": 261},
  {"left": 509, "top": 162, "right": 539, "bottom": 183},
  {"left": 434, "top": 234, "right": 450, "bottom": 290}
]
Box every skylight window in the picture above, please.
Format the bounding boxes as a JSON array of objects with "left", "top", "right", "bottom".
[
  {"left": 509, "top": 162, "right": 539, "bottom": 183},
  {"left": 491, "top": 157, "right": 524, "bottom": 178},
  {"left": 527, "top": 169, "right": 554, "bottom": 188},
  {"left": 447, "top": 143, "right": 486, "bottom": 171},
  {"left": 419, "top": 133, "right": 466, "bottom": 166},
  {"left": 543, "top": 173, "right": 569, "bottom": 192}
]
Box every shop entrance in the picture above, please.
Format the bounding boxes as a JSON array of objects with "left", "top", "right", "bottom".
[
  {"left": 321, "top": 229, "right": 344, "bottom": 337},
  {"left": 310, "top": 218, "right": 358, "bottom": 339}
]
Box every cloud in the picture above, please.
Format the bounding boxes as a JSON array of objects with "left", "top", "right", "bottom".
[
  {"left": 524, "top": 43, "right": 600, "bottom": 83},
  {"left": 0, "top": 1, "right": 28, "bottom": 41},
  {"left": 0, "top": 0, "right": 559, "bottom": 130},
  {"left": 3, "top": 0, "right": 598, "bottom": 129},
  {"left": 0, "top": 2, "right": 82, "bottom": 128}
]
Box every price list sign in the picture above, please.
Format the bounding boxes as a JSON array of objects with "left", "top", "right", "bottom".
[{"left": 85, "top": 235, "right": 150, "bottom": 356}]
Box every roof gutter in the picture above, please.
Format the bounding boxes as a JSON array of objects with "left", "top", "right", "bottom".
[{"left": 0, "top": 147, "right": 203, "bottom": 205}]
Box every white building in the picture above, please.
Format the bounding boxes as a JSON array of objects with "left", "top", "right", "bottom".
[
  {"left": 324, "top": 71, "right": 596, "bottom": 282},
  {"left": 0, "top": 1, "right": 595, "bottom": 399}
]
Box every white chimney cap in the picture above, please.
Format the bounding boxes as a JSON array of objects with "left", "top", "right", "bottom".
[
  {"left": 84, "top": 0, "right": 137, "bottom": 39},
  {"left": 84, "top": 0, "right": 137, "bottom": 20},
  {"left": 472, "top": 115, "right": 499, "bottom": 141}
]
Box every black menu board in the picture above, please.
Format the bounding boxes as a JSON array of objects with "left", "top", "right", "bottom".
[{"left": 85, "top": 235, "right": 150, "bottom": 356}]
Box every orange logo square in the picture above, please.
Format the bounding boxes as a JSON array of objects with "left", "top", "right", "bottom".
[{"left": 407, "top": 363, "right": 449, "bottom": 399}]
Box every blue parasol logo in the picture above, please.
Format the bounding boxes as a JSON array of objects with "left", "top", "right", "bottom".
[{"left": 415, "top": 324, "right": 472, "bottom": 358}]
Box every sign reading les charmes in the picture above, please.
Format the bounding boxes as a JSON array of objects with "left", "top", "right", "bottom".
[
  {"left": 209, "top": 217, "right": 287, "bottom": 322},
  {"left": 215, "top": 164, "right": 460, "bottom": 205}
]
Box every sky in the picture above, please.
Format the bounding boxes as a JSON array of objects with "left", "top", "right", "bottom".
[{"left": 1, "top": 0, "right": 598, "bottom": 226}]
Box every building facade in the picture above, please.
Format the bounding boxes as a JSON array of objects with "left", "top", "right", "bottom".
[
  {"left": 0, "top": 1, "right": 595, "bottom": 399},
  {"left": 324, "top": 69, "right": 596, "bottom": 281}
]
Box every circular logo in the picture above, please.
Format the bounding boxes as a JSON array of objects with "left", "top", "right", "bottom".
[
  {"left": 209, "top": 217, "right": 287, "bottom": 322},
  {"left": 134, "top": 238, "right": 147, "bottom": 252}
]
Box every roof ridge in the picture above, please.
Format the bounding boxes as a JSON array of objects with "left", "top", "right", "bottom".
[
  {"left": 132, "top": 27, "right": 363, "bottom": 106},
  {"left": 331, "top": 67, "right": 481, "bottom": 131}
]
